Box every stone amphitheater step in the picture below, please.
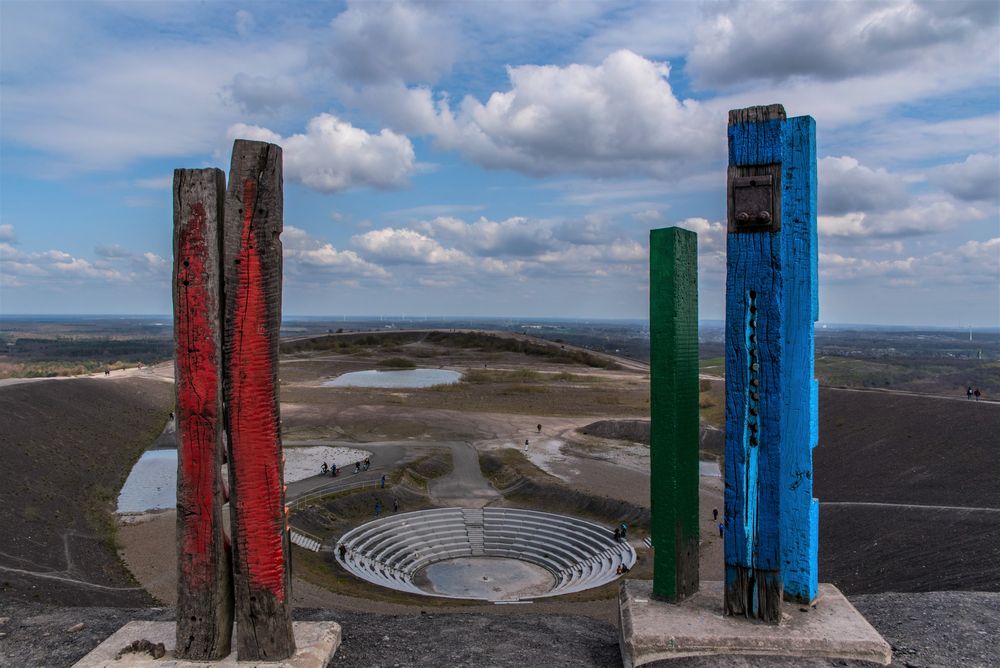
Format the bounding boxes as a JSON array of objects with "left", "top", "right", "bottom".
[
  {"left": 462, "top": 508, "right": 486, "bottom": 556},
  {"left": 290, "top": 530, "right": 321, "bottom": 552},
  {"left": 336, "top": 507, "right": 638, "bottom": 601}
]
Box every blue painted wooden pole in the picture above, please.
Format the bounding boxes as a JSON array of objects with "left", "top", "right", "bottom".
[{"left": 723, "top": 104, "right": 819, "bottom": 622}]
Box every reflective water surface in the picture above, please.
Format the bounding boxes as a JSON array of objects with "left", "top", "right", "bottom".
[{"left": 322, "top": 369, "right": 461, "bottom": 388}]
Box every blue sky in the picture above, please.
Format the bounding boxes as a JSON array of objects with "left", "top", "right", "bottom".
[{"left": 1, "top": 0, "right": 998, "bottom": 326}]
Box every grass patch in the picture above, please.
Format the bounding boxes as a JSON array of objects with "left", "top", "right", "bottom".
[
  {"left": 479, "top": 448, "right": 553, "bottom": 489},
  {"left": 376, "top": 357, "right": 417, "bottom": 369}
]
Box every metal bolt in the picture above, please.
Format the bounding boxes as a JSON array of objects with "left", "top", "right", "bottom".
[
  {"left": 749, "top": 407, "right": 757, "bottom": 416},
  {"left": 750, "top": 436, "right": 758, "bottom": 446},
  {"left": 749, "top": 319, "right": 757, "bottom": 329},
  {"left": 750, "top": 378, "right": 759, "bottom": 387},
  {"left": 759, "top": 210, "right": 771, "bottom": 223},
  {"left": 751, "top": 392, "right": 759, "bottom": 401},
  {"left": 751, "top": 363, "right": 759, "bottom": 372},
  {"left": 737, "top": 212, "right": 750, "bottom": 222}
]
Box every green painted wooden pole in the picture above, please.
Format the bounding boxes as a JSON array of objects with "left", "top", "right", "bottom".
[{"left": 649, "top": 226, "right": 700, "bottom": 602}]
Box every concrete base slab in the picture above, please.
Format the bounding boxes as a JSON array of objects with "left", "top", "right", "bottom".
[
  {"left": 72, "top": 621, "right": 340, "bottom": 667},
  {"left": 619, "top": 580, "right": 891, "bottom": 667}
]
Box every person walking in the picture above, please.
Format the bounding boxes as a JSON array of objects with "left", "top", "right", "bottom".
[
  {"left": 380, "top": 474, "right": 386, "bottom": 488},
  {"left": 712, "top": 508, "right": 718, "bottom": 521},
  {"left": 613, "top": 528, "right": 621, "bottom": 542},
  {"left": 321, "top": 462, "right": 329, "bottom": 476},
  {"left": 393, "top": 498, "right": 399, "bottom": 513},
  {"left": 374, "top": 500, "right": 382, "bottom": 517},
  {"left": 974, "top": 388, "right": 982, "bottom": 401},
  {"left": 718, "top": 523, "right": 724, "bottom": 538},
  {"left": 967, "top": 386, "right": 974, "bottom": 400},
  {"left": 536, "top": 424, "right": 542, "bottom": 433}
]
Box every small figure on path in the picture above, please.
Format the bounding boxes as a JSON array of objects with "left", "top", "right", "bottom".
[
  {"left": 331, "top": 463, "right": 337, "bottom": 476},
  {"left": 620, "top": 522, "right": 628, "bottom": 540},
  {"left": 616, "top": 564, "right": 623, "bottom": 575},
  {"left": 967, "top": 386, "right": 974, "bottom": 400},
  {"left": 525, "top": 439, "right": 529, "bottom": 449},
  {"left": 355, "top": 462, "right": 361, "bottom": 474},
  {"left": 536, "top": 424, "right": 542, "bottom": 433},
  {"left": 374, "top": 500, "right": 382, "bottom": 517},
  {"left": 718, "top": 523, "right": 724, "bottom": 538},
  {"left": 613, "top": 528, "right": 621, "bottom": 542},
  {"left": 338, "top": 544, "right": 347, "bottom": 559},
  {"left": 104, "top": 368, "right": 110, "bottom": 376},
  {"left": 321, "top": 462, "right": 329, "bottom": 476},
  {"left": 169, "top": 411, "right": 175, "bottom": 421},
  {"left": 393, "top": 498, "right": 399, "bottom": 513},
  {"left": 380, "top": 474, "right": 386, "bottom": 488},
  {"left": 712, "top": 508, "right": 718, "bottom": 521},
  {"left": 975, "top": 388, "right": 982, "bottom": 401}
]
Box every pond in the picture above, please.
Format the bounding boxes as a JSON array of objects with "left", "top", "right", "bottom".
[
  {"left": 117, "top": 445, "right": 371, "bottom": 513},
  {"left": 322, "top": 368, "right": 462, "bottom": 388}
]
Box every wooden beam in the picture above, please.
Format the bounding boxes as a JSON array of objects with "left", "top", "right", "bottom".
[
  {"left": 223, "top": 140, "right": 295, "bottom": 660},
  {"left": 172, "top": 168, "right": 233, "bottom": 659},
  {"left": 649, "top": 226, "right": 700, "bottom": 602},
  {"left": 723, "top": 103, "right": 820, "bottom": 622}
]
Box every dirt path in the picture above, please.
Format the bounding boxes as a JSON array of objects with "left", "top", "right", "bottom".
[{"left": 427, "top": 442, "right": 500, "bottom": 508}]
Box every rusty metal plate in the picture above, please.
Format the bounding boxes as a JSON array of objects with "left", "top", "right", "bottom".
[{"left": 728, "top": 167, "right": 781, "bottom": 233}]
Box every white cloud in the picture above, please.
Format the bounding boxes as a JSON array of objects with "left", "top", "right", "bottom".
[
  {"left": 819, "top": 196, "right": 987, "bottom": 238},
  {"left": 228, "top": 113, "right": 416, "bottom": 193},
  {"left": 0, "top": 224, "right": 16, "bottom": 243},
  {"left": 227, "top": 73, "right": 302, "bottom": 114},
  {"left": 930, "top": 153, "right": 1000, "bottom": 203},
  {"left": 352, "top": 227, "right": 469, "bottom": 265},
  {"left": 1, "top": 38, "right": 307, "bottom": 172},
  {"left": 380, "top": 50, "right": 719, "bottom": 177},
  {"left": 819, "top": 156, "right": 909, "bottom": 216},
  {"left": 688, "top": 1, "right": 999, "bottom": 88},
  {"left": 133, "top": 176, "right": 172, "bottom": 190},
  {"left": 283, "top": 225, "right": 390, "bottom": 280},
  {"left": 325, "top": 2, "right": 459, "bottom": 84},
  {"left": 235, "top": 10, "right": 255, "bottom": 38},
  {"left": 820, "top": 236, "right": 999, "bottom": 288}
]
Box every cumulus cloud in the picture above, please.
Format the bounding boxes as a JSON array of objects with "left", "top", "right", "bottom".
[
  {"left": 820, "top": 236, "right": 999, "bottom": 288},
  {"left": 325, "top": 1, "right": 459, "bottom": 84},
  {"left": 930, "top": 153, "right": 1000, "bottom": 202},
  {"left": 2, "top": 37, "right": 307, "bottom": 172},
  {"left": 352, "top": 227, "right": 469, "bottom": 265},
  {"left": 283, "top": 225, "right": 390, "bottom": 280},
  {"left": 228, "top": 113, "right": 416, "bottom": 193},
  {"left": 0, "top": 224, "right": 16, "bottom": 243},
  {"left": 819, "top": 156, "right": 909, "bottom": 216},
  {"left": 227, "top": 73, "right": 302, "bottom": 114},
  {"left": 235, "top": 10, "right": 254, "bottom": 38},
  {"left": 819, "top": 196, "right": 987, "bottom": 238},
  {"left": 377, "top": 50, "right": 719, "bottom": 177},
  {"left": 0, "top": 241, "right": 168, "bottom": 286},
  {"left": 688, "top": 1, "right": 999, "bottom": 87}
]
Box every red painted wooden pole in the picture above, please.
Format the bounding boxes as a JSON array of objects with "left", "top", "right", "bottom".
[
  {"left": 173, "top": 168, "right": 233, "bottom": 659},
  {"left": 223, "top": 140, "right": 295, "bottom": 660}
]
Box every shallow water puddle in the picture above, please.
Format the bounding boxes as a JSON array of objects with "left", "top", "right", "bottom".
[
  {"left": 322, "top": 369, "right": 461, "bottom": 388},
  {"left": 117, "top": 445, "right": 370, "bottom": 513}
]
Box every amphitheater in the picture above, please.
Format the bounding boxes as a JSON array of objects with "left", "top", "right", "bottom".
[{"left": 335, "top": 507, "right": 637, "bottom": 601}]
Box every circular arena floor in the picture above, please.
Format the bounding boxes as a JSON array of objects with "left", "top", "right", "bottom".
[{"left": 335, "top": 507, "right": 637, "bottom": 601}]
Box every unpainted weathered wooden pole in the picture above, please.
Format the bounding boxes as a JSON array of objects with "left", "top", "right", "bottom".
[
  {"left": 649, "top": 226, "right": 700, "bottom": 602},
  {"left": 173, "top": 168, "right": 233, "bottom": 659},
  {"left": 223, "top": 140, "right": 295, "bottom": 660},
  {"left": 723, "top": 104, "right": 819, "bottom": 623}
]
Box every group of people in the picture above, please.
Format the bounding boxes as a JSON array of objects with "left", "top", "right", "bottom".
[
  {"left": 967, "top": 386, "right": 983, "bottom": 401},
  {"left": 613, "top": 522, "right": 628, "bottom": 542},
  {"left": 320, "top": 457, "right": 372, "bottom": 477},
  {"left": 615, "top": 563, "right": 630, "bottom": 575},
  {"left": 374, "top": 497, "right": 399, "bottom": 516}
]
